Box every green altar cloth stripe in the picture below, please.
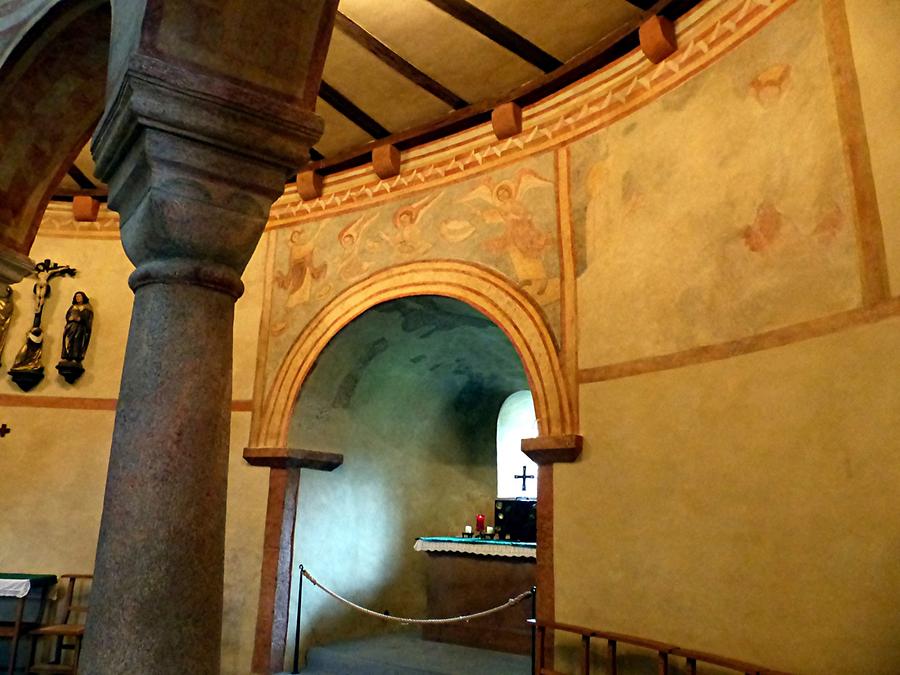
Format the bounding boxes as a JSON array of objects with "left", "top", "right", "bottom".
[
  {"left": 0, "top": 574, "right": 57, "bottom": 586},
  {"left": 416, "top": 537, "right": 535, "bottom": 548}
]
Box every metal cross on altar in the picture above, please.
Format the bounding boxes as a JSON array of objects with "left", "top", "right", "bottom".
[
  {"left": 514, "top": 465, "right": 535, "bottom": 491},
  {"left": 0, "top": 424, "right": 10, "bottom": 438}
]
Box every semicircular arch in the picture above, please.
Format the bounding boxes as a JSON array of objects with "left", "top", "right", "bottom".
[
  {"left": 257, "top": 260, "right": 574, "bottom": 446},
  {"left": 0, "top": 0, "right": 110, "bottom": 254}
]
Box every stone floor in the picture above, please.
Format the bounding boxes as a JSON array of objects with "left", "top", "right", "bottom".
[{"left": 287, "top": 632, "right": 531, "bottom": 675}]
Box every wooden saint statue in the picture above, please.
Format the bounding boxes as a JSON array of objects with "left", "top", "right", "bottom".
[
  {"left": 9, "top": 328, "right": 44, "bottom": 390},
  {"left": 56, "top": 291, "right": 93, "bottom": 383},
  {"left": 0, "top": 286, "right": 13, "bottom": 368}
]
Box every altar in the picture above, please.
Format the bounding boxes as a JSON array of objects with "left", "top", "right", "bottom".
[{"left": 414, "top": 537, "right": 535, "bottom": 655}]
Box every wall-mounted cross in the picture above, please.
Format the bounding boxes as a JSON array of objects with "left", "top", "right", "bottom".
[
  {"left": 514, "top": 465, "right": 535, "bottom": 491},
  {"left": 0, "top": 423, "right": 10, "bottom": 438}
]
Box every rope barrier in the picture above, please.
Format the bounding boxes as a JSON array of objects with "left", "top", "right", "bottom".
[{"left": 300, "top": 567, "right": 534, "bottom": 626}]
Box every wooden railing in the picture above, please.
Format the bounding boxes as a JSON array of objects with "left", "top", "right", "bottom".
[{"left": 531, "top": 619, "right": 791, "bottom": 675}]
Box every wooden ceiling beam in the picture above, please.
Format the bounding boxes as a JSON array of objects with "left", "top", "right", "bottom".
[
  {"left": 334, "top": 12, "right": 469, "bottom": 109},
  {"left": 423, "top": 0, "right": 562, "bottom": 73},
  {"left": 319, "top": 80, "right": 391, "bottom": 139},
  {"left": 308, "top": 0, "right": 700, "bottom": 177},
  {"left": 67, "top": 164, "right": 96, "bottom": 190},
  {"left": 624, "top": 0, "right": 660, "bottom": 10}
]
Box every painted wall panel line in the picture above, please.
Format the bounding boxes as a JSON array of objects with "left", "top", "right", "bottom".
[
  {"left": 579, "top": 295, "right": 900, "bottom": 384},
  {"left": 822, "top": 0, "right": 890, "bottom": 305},
  {"left": 554, "top": 147, "right": 579, "bottom": 429}
]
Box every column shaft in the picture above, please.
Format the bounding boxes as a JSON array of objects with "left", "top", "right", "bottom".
[{"left": 83, "top": 282, "right": 236, "bottom": 674}]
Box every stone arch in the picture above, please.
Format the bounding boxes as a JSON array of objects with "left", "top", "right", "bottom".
[
  {"left": 0, "top": 0, "right": 110, "bottom": 254},
  {"left": 257, "top": 260, "right": 574, "bottom": 447}
]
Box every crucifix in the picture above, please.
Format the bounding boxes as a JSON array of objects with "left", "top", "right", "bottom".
[
  {"left": 8, "top": 258, "right": 76, "bottom": 391},
  {"left": 514, "top": 465, "right": 535, "bottom": 492},
  {"left": 30, "top": 259, "right": 77, "bottom": 325}
]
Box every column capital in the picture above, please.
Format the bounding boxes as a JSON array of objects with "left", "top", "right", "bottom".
[
  {"left": 0, "top": 246, "right": 34, "bottom": 287},
  {"left": 93, "top": 53, "right": 323, "bottom": 181},
  {"left": 92, "top": 55, "right": 325, "bottom": 299}
]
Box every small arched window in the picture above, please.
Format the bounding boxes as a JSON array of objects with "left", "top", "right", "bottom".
[{"left": 496, "top": 390, "right": 539, "bottom": 499}]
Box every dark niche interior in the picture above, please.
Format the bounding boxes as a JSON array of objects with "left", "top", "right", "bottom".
[{"left": 287, "top": 295, "right": 530, "bottom": 659}]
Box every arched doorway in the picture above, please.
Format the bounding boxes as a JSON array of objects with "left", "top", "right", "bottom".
[
  {"left": 286, "top": 295, "right": 536, "bottom": 664},
  {"left": 257, "top": 261, "right": 572, "bottom": 670}
]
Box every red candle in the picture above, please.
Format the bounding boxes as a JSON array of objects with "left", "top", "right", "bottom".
[{"left": 476, "top": 514, "right": 486, "bottom": 533}]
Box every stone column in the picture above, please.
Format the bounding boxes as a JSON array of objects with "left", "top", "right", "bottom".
[{"left": 80, "top": 56, "right": 323, "bottom": 674}]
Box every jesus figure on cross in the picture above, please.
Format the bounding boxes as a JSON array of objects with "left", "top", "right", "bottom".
[{"left": 31, "top": 259, "right": 76, "bottom": 317}]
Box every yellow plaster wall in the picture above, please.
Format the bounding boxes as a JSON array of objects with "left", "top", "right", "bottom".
[
  {"left": 222, "top": 412, "right": 270, "bottom": 673},
  {"left": 557, "top": 316, "right": 900, "bottom": 673},
  {"left": 554, "top": 2, "right": 900, "bottom": 671},
  {"left": 845, "top": 0, "right": 900, "bottom": 291},
  {"left": 0, "top": 231, "right": 272, "bottom": 673},
  {"left": 0, "top": 236, "right": 132, "bottom": 398},
  {"left": 0, "top": 407, "right": 110, "bottom": 574},
  {"left": 571, "top": 0, "right": 860, "bottom": 368}
]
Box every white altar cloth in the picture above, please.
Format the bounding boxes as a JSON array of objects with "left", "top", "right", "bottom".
[
  {"left": 414, "top": 537, "right": 536, "bottom": 559},
  {"left": 0, "top": 578, "right": 32, "bottom": 598}
]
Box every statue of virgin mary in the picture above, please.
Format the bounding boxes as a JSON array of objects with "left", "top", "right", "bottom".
[{"left": 60, "top": 291, "right": 93, "bottom": 363}]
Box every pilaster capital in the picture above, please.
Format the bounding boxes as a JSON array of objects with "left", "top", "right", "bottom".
[
  {"left": 0, "top": 246, "right": 34, "bottom": 287},
  {"left": 91, "top": 54, "right": 324, "bottom": 299}
]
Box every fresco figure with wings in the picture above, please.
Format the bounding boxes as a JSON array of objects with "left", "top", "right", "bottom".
[
  {"left": 337, "top": 213, "right": 379, "bottom": 282},
  {"left": 277, "top": 223, "right": 329, "bottom": 309},
  {"left": 463, "top": 168, "right": 554, "bottom": 294},
  {"left": 382, "top": 192, "right": 442, "bottom": 258}
]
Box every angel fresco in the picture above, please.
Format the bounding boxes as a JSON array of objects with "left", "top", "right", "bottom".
[
  {"left": 337, "top": 213, "right": 379, "bottom": 283},
  {"left": 381, "top": 192, "right": 441, "bottom": 258},
  {"left": 276, "top": 223, "right": 329, "bottom": 309},
  {"left": 463, "top": 168, "right": 556, "bottom": 298}
]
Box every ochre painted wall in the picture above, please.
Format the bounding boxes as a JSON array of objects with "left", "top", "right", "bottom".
[
  {"left": 558, "top": 317, "right": 900, "bottom": 673},
  {"left": 845, "top": 0, "right": 900, "bottom": 289}
]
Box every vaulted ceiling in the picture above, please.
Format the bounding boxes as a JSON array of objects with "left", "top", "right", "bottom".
[{"left": 54, "top": 0, "right": 699, "bottom": 199}]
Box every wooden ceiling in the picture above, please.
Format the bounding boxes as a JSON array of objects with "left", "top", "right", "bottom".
[{"left": 55, "top": 0, "right": 699, "bottom": 198}]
